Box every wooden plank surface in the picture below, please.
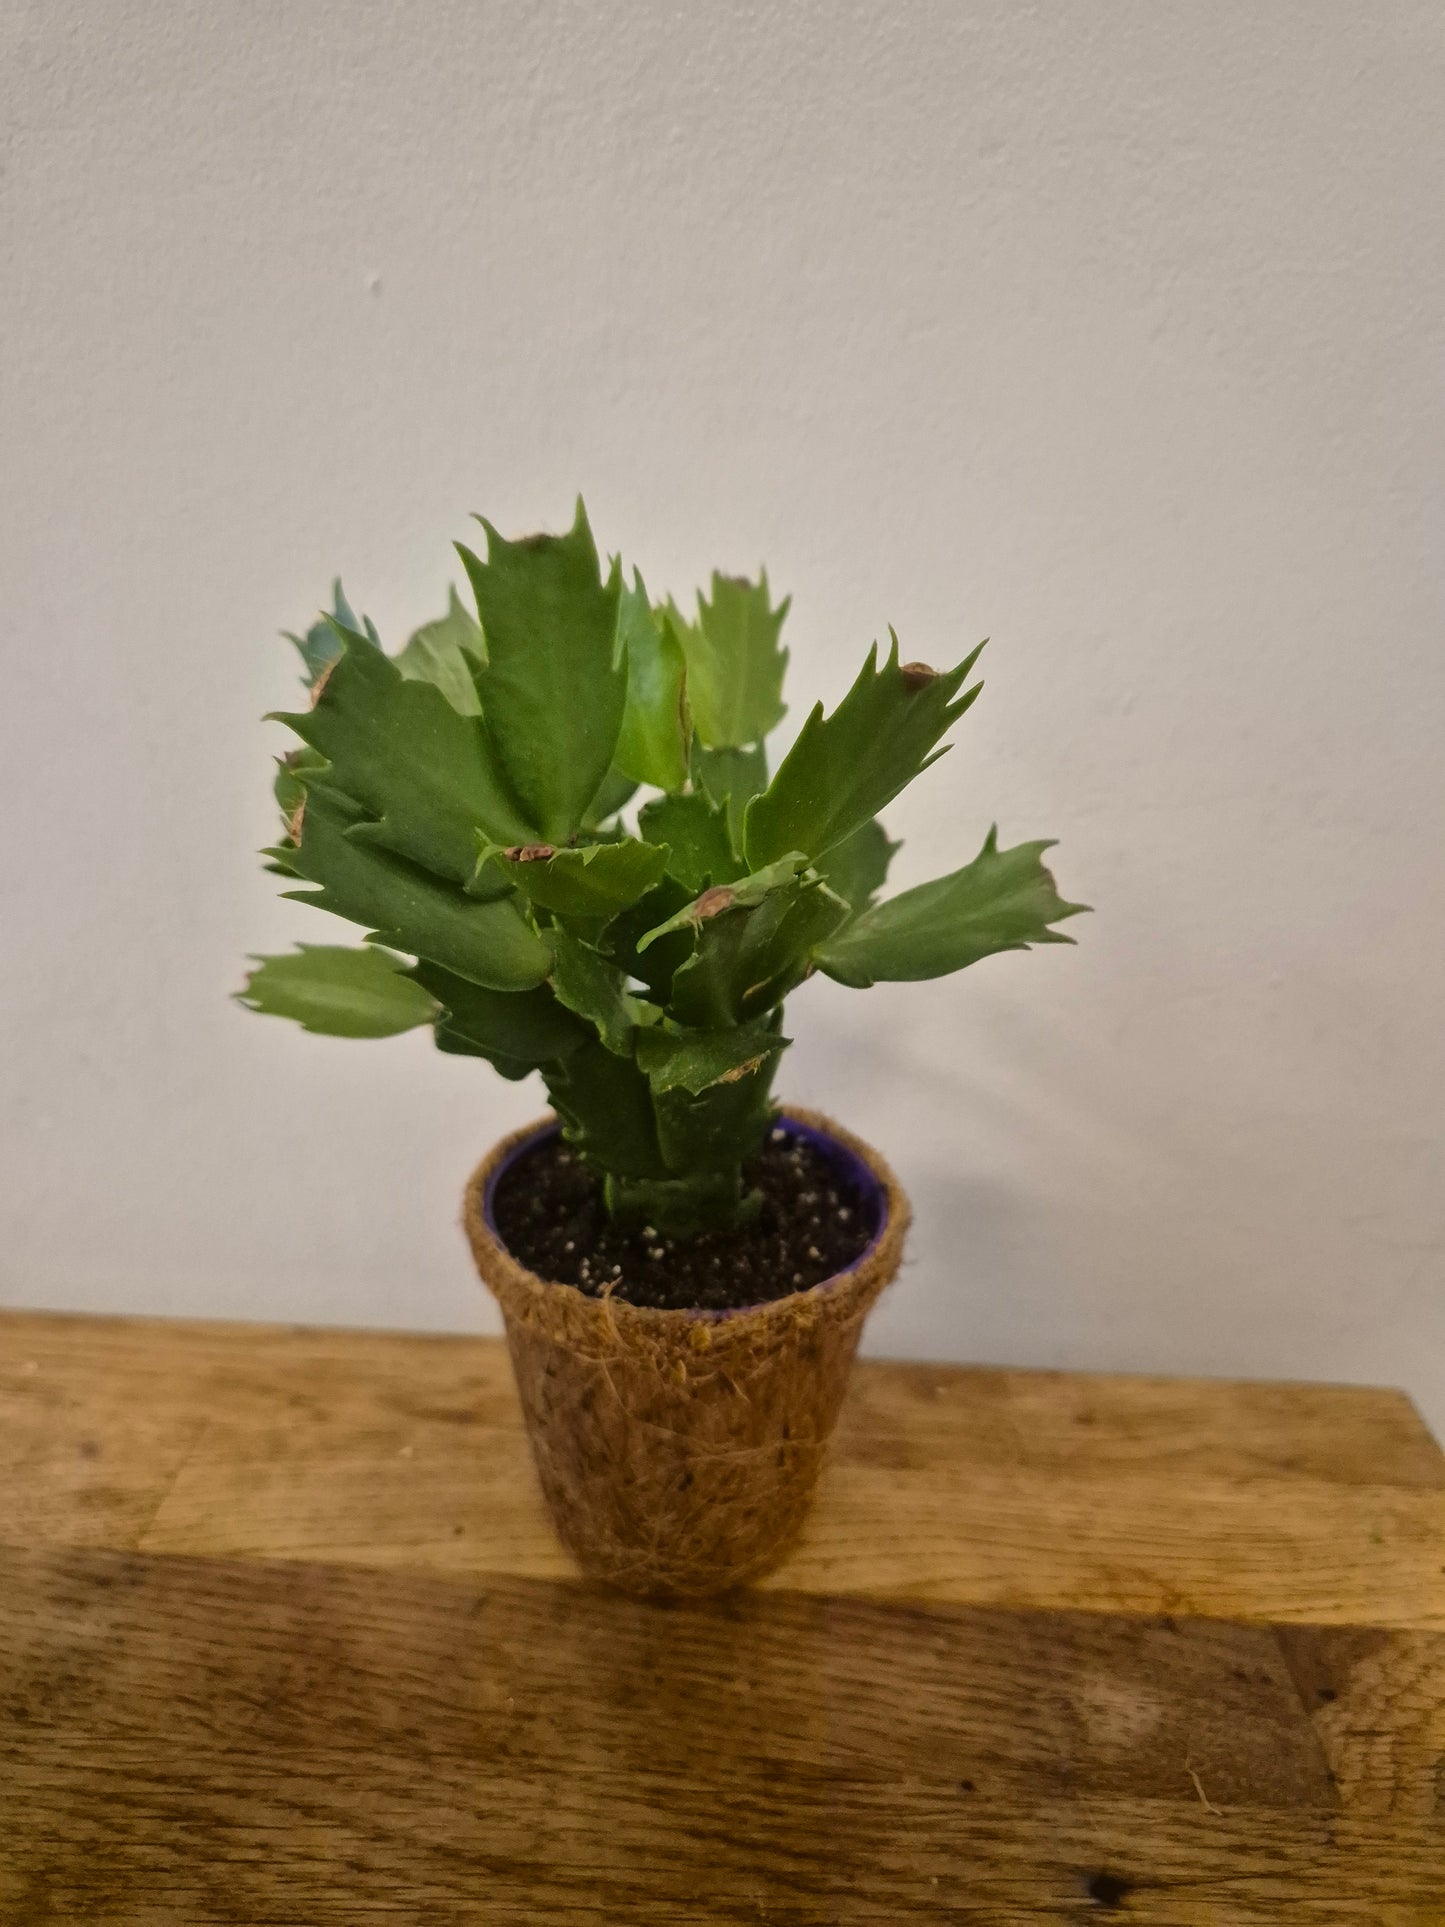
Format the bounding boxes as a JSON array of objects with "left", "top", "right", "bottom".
[
  {"left": 1, "top": 1308, "right": 1443, "bottom": 1922},
  {"left": 0, "top": 1548, "right": 1441, "bottom": 1924},
  {"left": 4, "top": 1310, "right": 1443, "bottom": 1625}
]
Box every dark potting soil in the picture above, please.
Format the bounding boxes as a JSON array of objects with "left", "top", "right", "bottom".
[{"left": 491, "top": 1125, "right": 879, "bottom": 1312}]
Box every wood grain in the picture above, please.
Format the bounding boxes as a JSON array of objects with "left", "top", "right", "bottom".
[
  {"left": 1, "top": 1547, "right": 1442, "bottom": 1924},
  {"left": 770, "top": 1461, "right": 1445, "bottom": 1628},
  {"left": 4, "top": 1310, "right": 1443, "bottom": 1625},
  {"left": 1, "top": 1308, "right": 1443, "bottom": 1921}
]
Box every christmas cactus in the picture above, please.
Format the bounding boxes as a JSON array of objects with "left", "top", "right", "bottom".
[{"left": 241, "top": 501, "right": 1084, "bottom": 1232}]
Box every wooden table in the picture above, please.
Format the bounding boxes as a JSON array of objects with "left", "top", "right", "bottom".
[{"left": 1, "top": 1310, "right": 1442, "bottom": 1923}]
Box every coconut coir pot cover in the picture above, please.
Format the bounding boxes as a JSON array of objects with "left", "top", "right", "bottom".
[{"left": 463, "top": 1108, "right": 909, "bottom": 1598}]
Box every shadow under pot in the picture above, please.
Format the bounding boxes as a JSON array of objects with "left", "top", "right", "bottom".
[{"left": 463, "top": 1106, "right": 910, "bottom": 1599}]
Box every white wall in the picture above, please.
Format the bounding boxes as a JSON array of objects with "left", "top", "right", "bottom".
[{"left": 3, "top": 2, "right": 1442, "bottom": 1431}]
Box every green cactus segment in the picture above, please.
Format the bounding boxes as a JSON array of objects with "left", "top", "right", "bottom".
[
  {"left": 393, "top": 587, "right": 486, "bottom": 714},
  {"left": 248, "top": 501, "right": 1083, "bottom": 1234},
  {"left": 549, "top": 926, "right": 660, "bottom": 1058},
  {"left": 545, "top": 1035, "right": 756, "bottom": 1228},
  {"left": 271, "top": 625, "right": 536, "bottom": 877},
  {"left": 602, "top": 1168, "right": 756, "bottom": 1232},
  {"left": 636, "top": 1018, "right": 788, "bottom": 1096},
  {"left": 635, "top": 855, "right": 810, "bottom": 949},
  {"left": 612, "top": 573, "right": 690, "bottom": 792},
  {"left": 813, "top": 816, "right": 900, "bottom": 914},
  {"left": 237, "top": 945, "right": 440, "bottom": 1038},
  {"left": 690, "top": 740, "right": 770, "bottom": 847},
  {"left": 651, "top": 1028, "right": 786, "bottom": 1229},
  {"left": 675, "top": 572, "right": 789, "bottom": 750},
  {"left": 637, "top": 791, "right": 741, "bottom": 896},
  {"left": 285, "top": 581, "right": 378, "bottom": 688},
  {"left": 409, "top": 961, "right": 589, "bottom": 1076},
  {"left": 653, "top": 1053, "right": 777, "bottom": 1159},
  {"left": 549, "top": 1023, "right": 786, "bottom": 1232},
  {"left": 817, "top": 828, "right": 1087, "bottom": 988},
  {"left": 744, "top": 635, "right": 985, "bottom": 869},
  {"left": 274, "top": 788, "right": 552, "bottom": 993},
  {"left": 273, "top": 743, "right": 329, "bottom": 825},
  {"left": 583, "top": 765, "right": 641, "bottom": 829},
  {"left": 485, "top": 837, "right": 670, "bottom": 920},
  {"left": 543, "top": 1042, "right": 669, "bottom": 1180},
  {"left": 457, "top": 500, "right": 626, "bottom": 841},
  {"left": 639, "top": 860, "right": 849, "bottom": 1029},
  {"left": 670, "top": 880, "right": 846, "bottom": 1028},
  {"left": 599, "top": 877, "right": 696, "bottom": 1002}
]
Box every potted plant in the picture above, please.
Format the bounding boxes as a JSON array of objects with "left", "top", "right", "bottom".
[{"left": 241, "top": 501, "right": 1083, "bottom": 1596}]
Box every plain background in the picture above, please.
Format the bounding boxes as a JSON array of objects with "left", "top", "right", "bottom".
[{"left": 3, "top": 3, "right": 1442, "bottom": 1432}]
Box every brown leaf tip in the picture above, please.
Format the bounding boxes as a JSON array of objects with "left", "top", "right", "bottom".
[
  {"left": 506, "top": 843, "right": 556, "bottom": 862},
  {"left": 309, "top": 660, "right": 339, "bottom": 707},
  {"left": 693, "top": 885, "right": 737, "bottom": 920},
  {"left": 900, "top": 660, "right": 938, "bottom": 691},
  {"left": 719, "top": 1053, "right": 767, "bottom": 1084}
]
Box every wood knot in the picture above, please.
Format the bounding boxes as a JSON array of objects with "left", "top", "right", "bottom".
[{"left": 1085, "top": 1871, "right": 1133, "bottom": 1909}]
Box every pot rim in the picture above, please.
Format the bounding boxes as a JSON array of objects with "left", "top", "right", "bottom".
[{"left": 478, "top": 1107, "right": 900, "bottom": 1325}]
